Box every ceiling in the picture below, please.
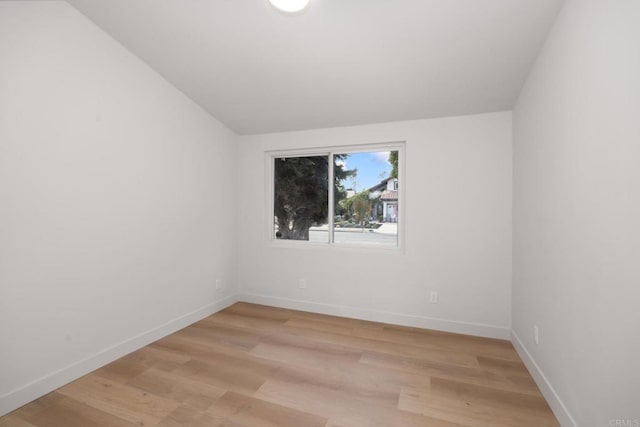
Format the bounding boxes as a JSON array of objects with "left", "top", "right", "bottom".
[{"left": 66, "top": 0, "right": 564, "bottom": 135}]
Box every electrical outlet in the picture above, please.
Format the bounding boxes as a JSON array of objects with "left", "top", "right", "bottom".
[
  {"left": 299, "top": 278, "right": 306, "bottom": 289},
  {"left": 429, "top": 291, "right": 438, "bottom": 304},
  {"left": 533, "top": 325, "right": 539, "bottom": 345},
  {"left": 215, "top": 278, "right": 221, "bottom": 290}
]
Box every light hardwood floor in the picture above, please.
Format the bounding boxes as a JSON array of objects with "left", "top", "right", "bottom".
[{"left": 0, "top": 303, "right": 559, "bottom": 426}]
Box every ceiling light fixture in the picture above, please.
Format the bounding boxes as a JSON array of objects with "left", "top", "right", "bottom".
[{"left": 269, "top": 0, "right": 311, "bottom": 14}]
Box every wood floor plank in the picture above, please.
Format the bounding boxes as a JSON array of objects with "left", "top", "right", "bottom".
[
  {"left": 203, "top": 311, "right": 287, "bottom": 333},
  {"left": 284, "top": 316, "right": 355, "bottom": 335},
  {"left": 269, "top": 364, "right": 404, "bottom": 409},
  {"left": 151, "top": 331, "right": 255, "bottom": 365},
  {"left": 169, "top": 355, "right": 272, "bottom": 395},
  {"left": 123, "top": 345, "right": 192, "bottom": 369},
  {"left": 477, "top": 355, "right": 531, "bottom": 376},
  {"left": 224, "top": 302, "right": 295, "bottom": 322},
  {"left": 354, "top": 324, "right": 521, "bottom": 361},
  {"left": 93, "top": 355, "right": 153, "bottom": 384},
  {"left": 256, "top": 378, "right": 460, "bottom": 427},
  {"left": 249, "top": 332, "right": 363, "bottom": 372},
  {"left": 287, "top": 307, "right": 388, "bottom": 331},
  {"left": 127, "top": 367, "right": 227, "bottom": 411},
  {"left": 96, "top": 345, "right": 192, "bottom": 384},
  {"left": 56, "top": 373, "right": 179, "bottom": 426},
  {"left": 0, "top": 414, "right": 37, "bottom": 427},
  {"left": 24, "top": 395, "right": 139, "bottom": 427},
  {"left": 206, "top": 391, "right": 327, "bottom": 427},
  {"left": 0, "top": 303, "right": 558, "bottom": 427},
  {"left": 360, "top": 350, "right": 541, "bottom": 395},
  {"left": 157, "top": 405, "right": 248, "bottom": 427},
  {"left": 284, "top": 323, "right": 481, "bottom": 368},
  {"left": 184, "top": 321, "right": 266, "bottom": 351},
  {"left": 7, "top": 392, "right": 65, "bottom": 421},
  {"left": 430, "top": 376, "right": 553, "bottom": 414},
  {"left": 399, "top": 386, "right": 559, "bottom": 427}
]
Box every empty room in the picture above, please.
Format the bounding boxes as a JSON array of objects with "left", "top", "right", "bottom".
[{"left": 0, "top": 0, "right": 638, "bottom": 426}]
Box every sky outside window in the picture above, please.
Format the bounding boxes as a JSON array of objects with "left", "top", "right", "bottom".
[{"left": 336, "top": 151, "right": 393, "bottom": 191}]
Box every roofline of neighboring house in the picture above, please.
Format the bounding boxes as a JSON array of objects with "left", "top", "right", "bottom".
[
  {"left": 380, "top": 189, "right": 398, "bottom": 201},
  {"left": 367, "top": 176, "right": 396, "bottom": 192}
]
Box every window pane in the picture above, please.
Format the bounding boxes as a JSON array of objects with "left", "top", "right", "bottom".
[
  {"left": 274, "top": 155, "right": 329, "bottom": 242},
  {"left": 334, "top": 151, "right": 398, "bottom": 247}
]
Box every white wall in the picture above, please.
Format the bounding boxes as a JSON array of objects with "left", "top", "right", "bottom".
[
  {"left": 512, "top": 1, "right": 640, "bottom": 425},
  {"left": 237, "top": 112, "right": 512, "bottom": 339},
  {"left": 0, "top": 1, "right": 237, "bottom": 414}
]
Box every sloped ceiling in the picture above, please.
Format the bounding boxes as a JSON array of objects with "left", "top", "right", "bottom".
[{"left": 67, "top": 0, "right": 564, "bottom": 134}]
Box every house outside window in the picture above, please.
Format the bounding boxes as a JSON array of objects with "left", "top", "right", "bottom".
[{"left": 367, "top": 177, "right": 398, "bottom": 223}]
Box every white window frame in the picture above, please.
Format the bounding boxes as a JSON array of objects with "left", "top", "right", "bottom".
[{"left": 265, "top": 141, "right": 405, "bottom": 251}]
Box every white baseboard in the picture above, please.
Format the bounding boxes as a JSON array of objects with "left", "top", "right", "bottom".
[
  {"left": 0, "top": 293, "right": 238, "bottom": 417},
  {"left": 238, "top": 292, "right": 510, "bottom": 339},
  {"left": 510, "top": 330, "right": 577, "bottom": 427}
]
